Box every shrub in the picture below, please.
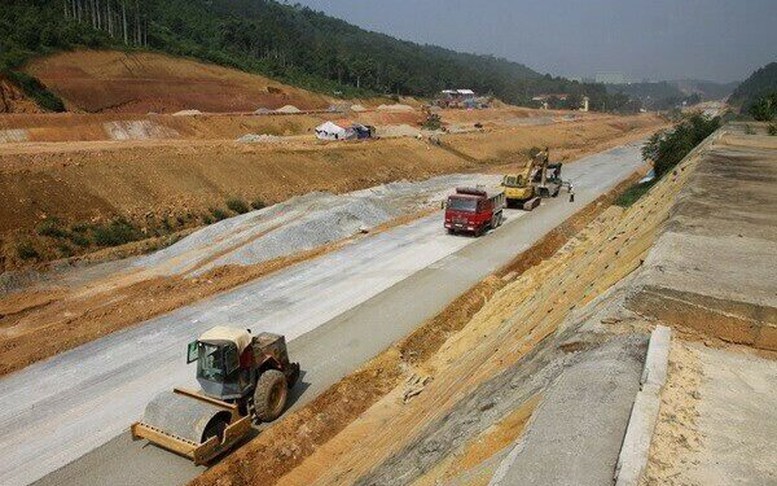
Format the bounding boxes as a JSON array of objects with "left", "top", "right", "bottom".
[
  {"left": 16, "top": 241, "right": 39, "bottom": 260},
  {"left": 226, "top": 198, "right": 249, "bottom": 214},
  {"left": 56, "top": 242, "right": 74, "bottom": 258},
  {"left": 209, "top": 207, "right": 229, "bottom": 221},
  {"left": 70, "top": 222, "right": 91, "bottom": 233},
  {"left": 36, "top": 219, "right": 68, "bottom": 238},
  {"left": 92, "top": 218, "right": 142, "bottom": 247},
  {"left": 768, "top": 123, "right": 777, "bottom": 136},
  {"left": 250, "top": 198, "right": 267, "bottom": 210},
  {"left": 744, "top": 124, "right": 756, "bottom": 135},
  {"left": 68, "top": 231, "right": 91, "bottom": 247},
  {"left": 615, "top": 180, "right": 656, "bottom": 207},
  {"left": 748, "top": 93, "right": 777, "bottom": 122},
  {"left": 642, "top": 113, "right": 720, "bottom": 178}
]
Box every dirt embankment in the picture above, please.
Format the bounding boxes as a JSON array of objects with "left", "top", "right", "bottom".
[
  {"left": 0, "top": 114, "right": 662, "bottom": 272},
  {"left": 23, "top": 50, "right": 332, "bottom": 113}
]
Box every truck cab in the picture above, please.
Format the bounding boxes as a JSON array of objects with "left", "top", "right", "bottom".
[{"left": 444, "top": 187, "right": 505, "bottom": 236}]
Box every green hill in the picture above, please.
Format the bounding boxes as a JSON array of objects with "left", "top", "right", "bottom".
[
  {"left": 1, "top": 0, "right": 624, "bottom": 111},
  {"left": 729, "top": 62, "right": 777, "bottom": 112}
]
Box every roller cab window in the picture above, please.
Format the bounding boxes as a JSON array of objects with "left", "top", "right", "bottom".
[{"left": 197, "top": 341, "right": 239, "bottom": 382}]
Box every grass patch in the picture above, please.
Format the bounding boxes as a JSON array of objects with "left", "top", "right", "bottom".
[
  {"left": 36, "top": 219, "right": 68, "bottom": 238},
  {"left": 250, "top": 198, "right": 267, "bottom": 210},
  {"left": 56, "top": 242, "right": 74, "bottom": 258},
  {"left": 226, "top": 198, "right": 250, "bottom": 214},
  {"left": 67, "top": 231, "right": 91, "bottom": 247},
  {"left": 91, "top": 218, "right": 142, "bottom": 247},
  {"left": 614, "top": 180, "right": 656, "bottom": 207},
  {"left": 16, "top": 241, "right": 39, "bottom": 261},
  {"left": 769, "top": 123, "right": 777, "bottom": 136},
  {"left": 209, "top": 207, "right": 229, "bottom": 222}
]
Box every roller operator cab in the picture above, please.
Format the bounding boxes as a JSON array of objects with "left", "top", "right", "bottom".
[{"left": 444, "top": 187, "right": 505, "bottom": 236}]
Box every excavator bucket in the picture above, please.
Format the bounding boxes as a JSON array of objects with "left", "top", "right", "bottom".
[
  {"left": 131, "top": 388, "right": 251, "bottom": 465},
  {"left": 522, "top": 197, "right": 541, "bottom": 211}
]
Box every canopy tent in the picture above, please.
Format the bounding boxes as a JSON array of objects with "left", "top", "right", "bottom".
[{"left": 315, "top": 121, "right": 348, "bottom": 141}]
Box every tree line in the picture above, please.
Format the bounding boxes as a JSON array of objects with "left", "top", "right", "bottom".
[
  {"left": 62, "top": 0, "right": 149, "bottom": 47},
  {"left": 2, "top": 0, "right": 639, "bottom": 112}
]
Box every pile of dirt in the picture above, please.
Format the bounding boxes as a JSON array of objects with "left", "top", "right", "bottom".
[
  {"left": 275, "top": 105, "right": 301, "bottom": 114},
  {"left": 103, "top": 120, "right": 179, "bottom": 140},
  {"left": 236, "top": 133, "right": 283, "bottom": 143},
  {"left": 377, "top": 124, "right": 421, "bottom": 138},
  {"left": 350, "top": 104, "right": 366, "bottom": 112},
  {"left": 172, "top": 109, "right": 202, "bottom": 117},
  {"left": 377, "top": 104, "right": 415, "bottom": 112},
  {"left": 23, "top": 50, "right": 331, "bottom": 113}
]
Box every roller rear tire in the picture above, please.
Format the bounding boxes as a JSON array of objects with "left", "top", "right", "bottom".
[{"left": 253, "top": 370, "right": 288, "bottom": 422}]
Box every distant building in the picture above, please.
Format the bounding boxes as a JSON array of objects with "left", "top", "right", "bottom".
[
  {"left": 437, "top": 89, "right": 479, "bottom": 108},
  {"left": 595, "top": 72, "right": 626, "bottom": 85}
]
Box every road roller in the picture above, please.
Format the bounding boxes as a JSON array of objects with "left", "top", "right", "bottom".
[{"left": 131, "top": 326, "right": 300, "bottom": 464}]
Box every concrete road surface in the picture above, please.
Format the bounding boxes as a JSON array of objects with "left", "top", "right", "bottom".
[{"left": 0, "top": 144, "right": 644, "bottom": 486}]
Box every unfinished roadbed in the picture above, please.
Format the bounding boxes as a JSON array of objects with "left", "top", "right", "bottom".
[
  {"left": 3, "top": 144, "right": 645, "bottom": 486},
  {"left": 190, "top": 126, "right": 755, "bottom": 486}
]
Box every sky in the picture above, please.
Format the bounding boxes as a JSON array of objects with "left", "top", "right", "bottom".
[{"left": 291, "top": 0, "right": 777, "bottom": 83}]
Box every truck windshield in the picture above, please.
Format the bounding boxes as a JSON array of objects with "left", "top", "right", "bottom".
[
  {"left": 447, "top": 197, "right": 477, "bottom": 212},
  {"left": 197, "top": 342, "right": 225, "bottom": 381}
]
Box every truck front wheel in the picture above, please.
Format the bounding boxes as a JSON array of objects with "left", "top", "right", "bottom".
[{"left": 253, "top": 370, "right": 288, "bottom": 422}]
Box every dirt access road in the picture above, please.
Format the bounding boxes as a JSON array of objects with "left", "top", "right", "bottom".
[{"left": 0, "top": 144, "right": 645, "bottom": 486}]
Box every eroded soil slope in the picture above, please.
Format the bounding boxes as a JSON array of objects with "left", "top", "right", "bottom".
[{"left": 24, "top": 50, "right": 332, "bottom": 113}]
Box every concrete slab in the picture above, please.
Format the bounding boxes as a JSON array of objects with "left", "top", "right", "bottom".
[
  {"left": 628, "top": 130, "right": 777, "bottom": 350},
  {"left": 490, "top": 336, "right": 647, "bottom": 486}
]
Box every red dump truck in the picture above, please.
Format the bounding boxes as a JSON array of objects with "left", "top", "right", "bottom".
[{"left": 444, "top": 187, "right": 505, "bottom": 236}]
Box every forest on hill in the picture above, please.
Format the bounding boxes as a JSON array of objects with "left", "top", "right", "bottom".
[
  {"left": 729, "top": 62, "right": 777, "bottom": 114},
  {"left": 1, "top": 0, "right": 628, "bottom": 111}
]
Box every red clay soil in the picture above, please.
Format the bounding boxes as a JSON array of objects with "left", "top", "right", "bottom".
[
  {"left": 24, "top": 50, "right": 332, "bottom": 113},
  {"left": 0, "top": 75, "right": 41, "bottom": 114}
]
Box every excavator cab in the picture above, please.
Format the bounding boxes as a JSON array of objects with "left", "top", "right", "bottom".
[{"left": 502, "top": 174, "right": 526, "bottom": 188}]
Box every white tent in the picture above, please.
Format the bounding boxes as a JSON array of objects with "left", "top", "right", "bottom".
[{"left": 315, "top": 121, "right": 348, "bottom": 141}]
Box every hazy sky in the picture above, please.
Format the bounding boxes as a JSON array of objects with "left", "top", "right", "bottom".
[{"left": 292, "top": 0, "right": 776, "bottom": 82}]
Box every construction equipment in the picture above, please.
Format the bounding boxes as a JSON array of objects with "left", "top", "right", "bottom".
[
  {"left": 501, "top": 147, "right": 564, "bottom": 210},
  {"left": 444, "top": 186, "right": 505, "bottom": 236},
  {"left": 131, "top": 326, "right": 300, "bottom": 465}
]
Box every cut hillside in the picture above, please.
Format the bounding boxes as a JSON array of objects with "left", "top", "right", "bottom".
[
  {"left": 0, "top": 74, "right": 40, "bottom": 114},
  {"left": 23, "top": 51, "right": 332, "bottom": 113}
]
